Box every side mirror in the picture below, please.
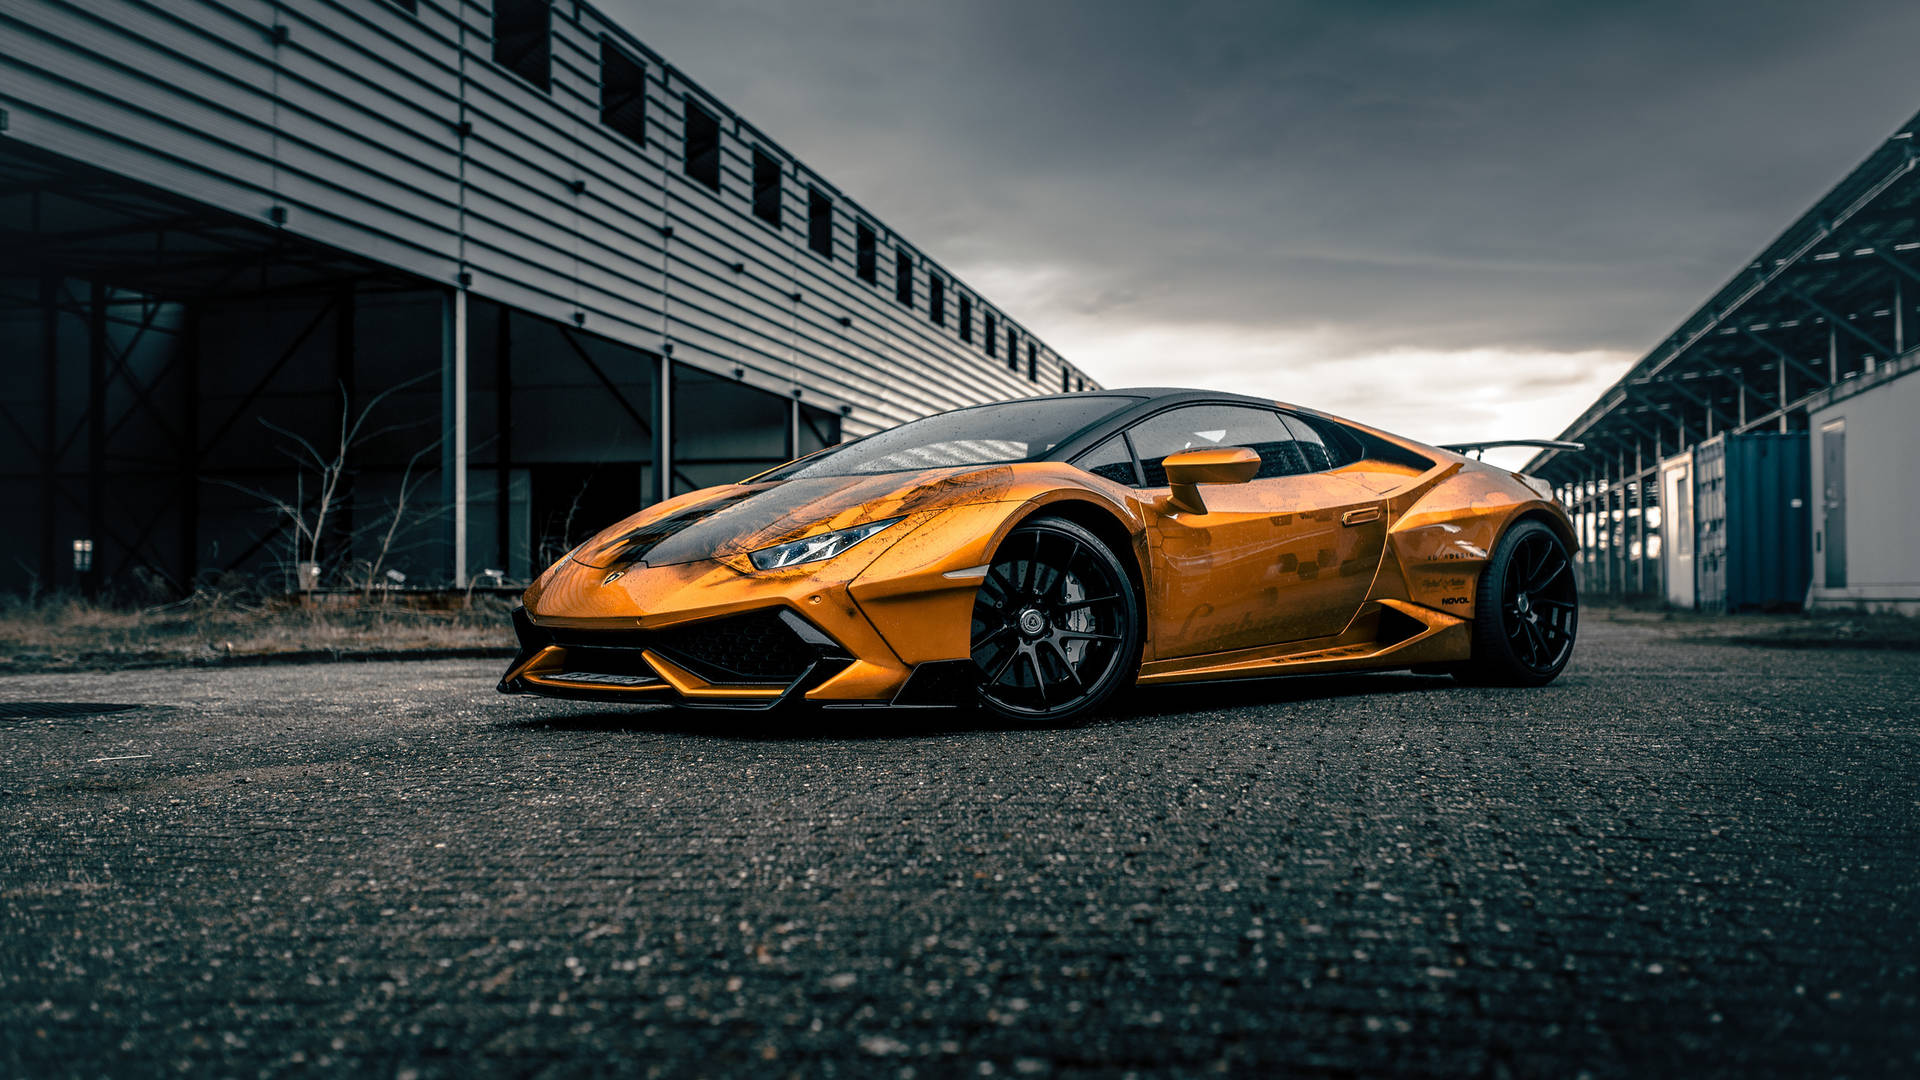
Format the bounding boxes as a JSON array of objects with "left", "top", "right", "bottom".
[{"left": 1162, "top": 447, "right": 1259, "bottom": 515}]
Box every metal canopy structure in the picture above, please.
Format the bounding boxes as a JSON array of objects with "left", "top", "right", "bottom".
[{"left": 1524, "top": 107, "right": 1920, "bottom": 603}]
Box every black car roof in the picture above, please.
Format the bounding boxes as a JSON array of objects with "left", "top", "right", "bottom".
[{"left": 1037, "top": 387, "right": 1297, "bottom": 462}]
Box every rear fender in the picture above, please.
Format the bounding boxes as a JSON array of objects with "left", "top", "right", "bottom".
[{"left": 1386, "top": 466, "right": 1573, "bottom": 620}]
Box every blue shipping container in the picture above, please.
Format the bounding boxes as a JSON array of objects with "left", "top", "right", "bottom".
[{"left": 1693, "top": 432, "right": 1811, "bottom": 612}]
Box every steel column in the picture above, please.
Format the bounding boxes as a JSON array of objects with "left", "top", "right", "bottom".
[
  {"left": 656, "top": 353, "right": 673, "bottom": 504},
  {"left": 86, "top": 281, "right": 105, "bottom": 598},
  {"left": 1897, "top": 277, "right": 1906, "bottom": 355},
  {"left": 1614, "top": 448, "right": 1626, "bottom": 603},
  {"left": 496, "top": 306, "right": 513, "bottom": 576},
  {"left": 1592, "top": 475, "right": 1602, "bottom": 598},
  {"left": 442, "top": 287, "right": 468, "bottom": 586},
  {"left": 38, "top": 272, "right": 58, "bottom": 589},
  {"left": 1592, "top": 472, "right": 1603, "bottom": 599},
  {"left": 1583, "top": 477, "right": 1594, "bottom": 598},
  {"left": 1599, "top": 471, "right": 1609, "bottom": 598},
  {"left": 1600, "top": 471, "right": 1611, "bottom": 600},
  {"left": 1778, "top": 361, "right": 1788, "bottom": 433},
  {"left": 180, "top": 301, "right": 200, "bottom": 589},
  {"left": 1635, "top": 440, "right": 1647, "bottom": 597},
  {"left": 1587, "top": 471, "right": 1599, "bottom": 596}
]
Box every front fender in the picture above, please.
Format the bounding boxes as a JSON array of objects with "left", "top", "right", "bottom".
[{"left": 848, "top": 490, "right": 1146, "bottom": 666}]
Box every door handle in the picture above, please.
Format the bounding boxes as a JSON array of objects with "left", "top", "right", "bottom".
[{"left": 1342, "top": 507, "right": 1381, "bottom": 527}]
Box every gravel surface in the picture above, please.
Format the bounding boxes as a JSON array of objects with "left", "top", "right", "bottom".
[{"left": 2, "top": 620, "right": 1916, "bottom": 1077}]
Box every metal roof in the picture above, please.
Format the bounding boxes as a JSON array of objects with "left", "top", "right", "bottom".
[{"left": 1526, "top": 106, "right": 1920, "bottom": 481}]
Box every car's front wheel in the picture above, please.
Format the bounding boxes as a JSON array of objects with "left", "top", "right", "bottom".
[
  {"left": 1454, "top": 518, "right": 1579, "bottom": 687},
  {"left": 969, "top": 516, "right": 1140, "bottom": 722}
]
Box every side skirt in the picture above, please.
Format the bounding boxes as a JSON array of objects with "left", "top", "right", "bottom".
[{"left": 1136, "top": 600, "right": 1470, "bottom": 686}]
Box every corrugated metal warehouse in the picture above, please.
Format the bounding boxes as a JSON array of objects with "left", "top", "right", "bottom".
[
  {"left": 1526, "top": 106, "right": 1920, "bottom": 614},
  {"left": 0, "top": 0, "right": 1096, "bottom": 595}
]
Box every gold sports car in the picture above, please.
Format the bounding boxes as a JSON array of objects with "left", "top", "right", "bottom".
[{"left": 500, "top": 389, "right": 1580, "bottom": 721}]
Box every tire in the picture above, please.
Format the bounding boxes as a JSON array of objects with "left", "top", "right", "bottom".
[
  {"left": 1454, "top": 519, "right": 1579, "bottom": 687},
  {"left": 969, "top": 516, "right": 1141, "bottom": 723}
]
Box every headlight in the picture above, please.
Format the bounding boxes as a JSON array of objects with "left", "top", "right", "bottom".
[{"left": 748, "top": 518, "right": 902, "bottom": 571}]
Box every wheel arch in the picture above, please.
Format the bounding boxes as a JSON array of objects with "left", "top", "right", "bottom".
[
  {"left": 1467, "top": 505, "right": 1580, "bottom": 612},
  {"left": 1456, "top": 504, "right": 1581, "bottom": 686},
  {"left": 1004, "top": 497, "right": 1150, "bottom": 625},
  {"left": 1506, "top": 505, "right": 1580, "bottom": 559}
]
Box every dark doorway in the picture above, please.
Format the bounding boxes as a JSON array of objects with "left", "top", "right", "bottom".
[{"left": 531, "top": 464, "right": 643, "bottom": 570}]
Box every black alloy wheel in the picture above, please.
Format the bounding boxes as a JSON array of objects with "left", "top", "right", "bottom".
[
  {"left": 969, "top": 517, "right": 1141, "bottom": 722},
  {"left": 1456, "top": 519, "right": 1579, "bottom": 687}
]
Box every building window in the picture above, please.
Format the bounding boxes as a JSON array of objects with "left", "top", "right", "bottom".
[
  {"left": 599, "top": 39, "right": 646, "bottom": 147},
  {"left": 752, "top": 147, "right": 781, "bottom": 227},
  {"left": 928, "top": 274, "right": 945, "bottom": 326},
  {"left": 895, "top": 251, "right": 913, "bottom": 307},
  {"left": 1076, "top": 377, "right": 1085, "bottom": 392},
  {"left": 493, "top": 0, "right": 551, "bottom": 91},
  {"left": 808, "top": 188, "right": 833, "bottom": 258},
  {"left": 1027, "top": 341, "right": 1037, "bottom": 381},
  {"left": 1008, "top": 327, "right": 1019, "bottom": 371},
  {"left": 959, "top": 294, "right": 973, "bottom": 342},
  {"left": 856, "top": 222, "right": 877, "bottom": 283},
  {"left": 1061, "top": 367, "right": 1070, "bottom": 392},
  {"left": 683, "top": 99, "right": 721, "bottom": 191},
  {"left": 985, "top": 313, "right": 997, "bottom": 357}
]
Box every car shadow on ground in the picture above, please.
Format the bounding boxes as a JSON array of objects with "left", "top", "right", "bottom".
[{"left": 501, "top": 670, "right": 1463, "bottom": 742}]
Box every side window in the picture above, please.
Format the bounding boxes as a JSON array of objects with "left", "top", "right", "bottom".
[
  {"left": 1280, "top": 414, "right": 1333, "bottom": 472},
  {"left": 1287, "top": 413, "right": 1364, "bottom": 468},
  {"left": 1128, "top": 405, "right": 1305, "bottom": 486},
  {"left": 1074, "top": 435, "right": 1139, "bottom": 486}
]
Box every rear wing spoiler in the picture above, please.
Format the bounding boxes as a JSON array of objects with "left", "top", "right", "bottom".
[{"left": 1438, "top": 439, "right": 1584, "bottom": 459}]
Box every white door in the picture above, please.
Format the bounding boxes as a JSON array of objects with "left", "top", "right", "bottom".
[{"left": 1662, "top": 457, "right": 1695, "bottom": 609}]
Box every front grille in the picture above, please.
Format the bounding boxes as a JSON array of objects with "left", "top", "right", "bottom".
[
  {"left": 556, "top": 646, "right": 659, "bottom": 679},
  {"left": 654, "top": 610, "right": 818, "bottom": 682},
  {"left": 545, "top": 609, "right": 822, "bottom": 685}
]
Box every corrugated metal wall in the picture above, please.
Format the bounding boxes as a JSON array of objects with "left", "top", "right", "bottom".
[{"left": 0, "top": 0, "right": 1092, "bottom": 440}]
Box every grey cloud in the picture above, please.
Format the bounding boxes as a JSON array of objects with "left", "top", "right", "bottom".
[{"left": 610, "top": 0, "right": 1920, "bottom": 366}]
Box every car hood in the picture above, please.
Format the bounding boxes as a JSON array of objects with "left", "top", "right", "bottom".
[{"left": 569, "top": 464, "right": 1023, "bottom": 569}]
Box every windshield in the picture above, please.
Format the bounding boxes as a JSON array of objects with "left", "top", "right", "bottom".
[{"left": 761, "top": 395, "right": 1142, "bottom": 481}]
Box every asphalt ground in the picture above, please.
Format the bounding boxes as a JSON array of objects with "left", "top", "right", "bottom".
[{"left": 2, "top": 619, "right": 1916, "bottom": 1078}]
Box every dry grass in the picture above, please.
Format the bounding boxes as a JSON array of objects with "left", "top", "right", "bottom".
[
  {"left": 0, "top": 592, "right": 518, "bottom": 674},
  {"left": 6, "top": 592, "right": 1911, "bottom": 677}
]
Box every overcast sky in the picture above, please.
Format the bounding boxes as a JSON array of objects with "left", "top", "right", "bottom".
[{"left": 609, "top": 0, "right": 1920, "bottom": 466}]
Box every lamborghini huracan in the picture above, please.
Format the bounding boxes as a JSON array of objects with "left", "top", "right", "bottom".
[{"left": 500, "top": 389, "right": 1580, "bottom": 720}]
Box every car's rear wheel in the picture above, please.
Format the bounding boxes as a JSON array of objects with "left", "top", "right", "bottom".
[
  {"left": 1454, "top": 519, "right": 1578, "bottom": 687},
  {"left": 969, "top": 517, "right": 1140, "bottom": 722}
]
